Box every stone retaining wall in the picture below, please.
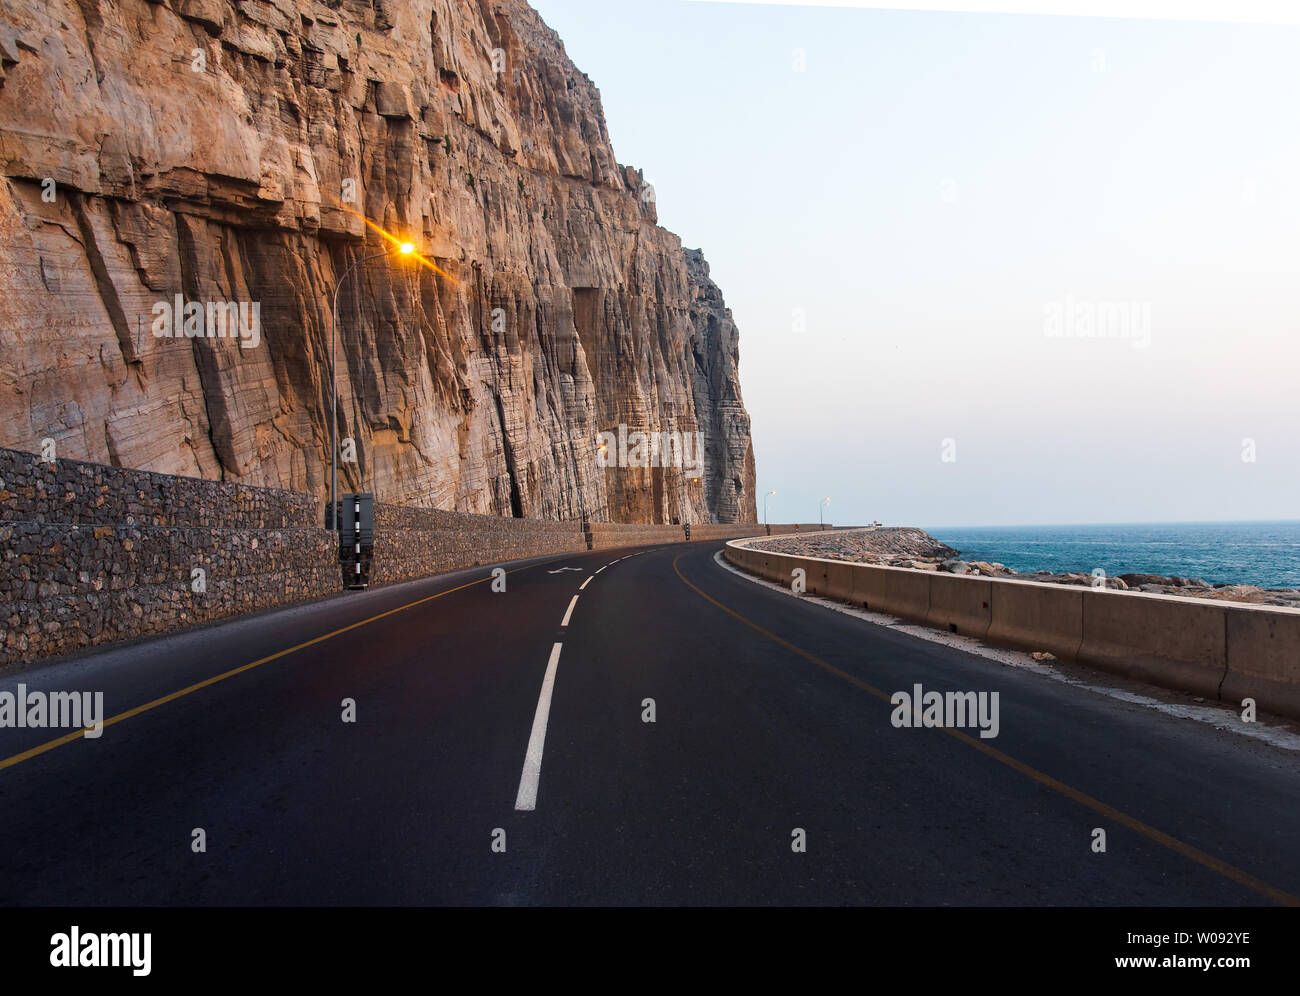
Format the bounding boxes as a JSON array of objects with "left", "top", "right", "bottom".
[
  {"left": 765, "top": 523, "right": 829, "bottom": 535},
  {"left": 586, "top": 522, "right": 684, "bottom": 549},
  {"left": 371, "top": 503, "right": 588, "bottom": 584},
  {"left": 1, "top": 448, "right": 337, "bottom": 665},
  {"left": 0, "top": 446, "right": 319, "bottom": 529},
  {"left": 690, "top": 524, "right": 766, "bottom": 541},
  {"left": 0, "top": 447, "right": 771, "bottom": 666}
]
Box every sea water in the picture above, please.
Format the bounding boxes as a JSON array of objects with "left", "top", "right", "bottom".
[{"left": 927, "top": 521, "right": 1300, "bottom": 589}]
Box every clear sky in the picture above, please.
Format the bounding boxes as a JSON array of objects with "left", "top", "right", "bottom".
[{"left": 531, "top": 0, "right": 1300, "bottom": 527}]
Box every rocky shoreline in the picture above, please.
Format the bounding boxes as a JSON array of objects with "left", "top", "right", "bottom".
[{"left": 755, "top": 527, "right": 1300, "bottom": 610}]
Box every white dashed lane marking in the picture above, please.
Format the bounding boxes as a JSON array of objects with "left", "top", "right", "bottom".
[{"left": 514, "top": 642, "right": 563, "bottom": 812}]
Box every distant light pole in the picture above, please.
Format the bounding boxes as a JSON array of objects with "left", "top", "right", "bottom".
[
  {"left": 764, "top": 489, "right": 776, "bottom": 526},
  {"left": 820, "top": 497, "right": 831, "bottom": 527},
  {"left": 329, "top": 241, "right": 416, "bottom": 529}
]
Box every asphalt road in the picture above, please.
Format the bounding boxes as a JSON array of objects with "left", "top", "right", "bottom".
[{"left": 1, "top": 541, "right": 1298, "bottom": 906}]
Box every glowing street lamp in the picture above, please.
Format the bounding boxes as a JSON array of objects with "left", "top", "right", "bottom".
[
  {"left": 328, "top": 239, "right": 419, "bottom": 529},
  {"left": 820, "top": 497, "right": 831, "bottom": 527}
]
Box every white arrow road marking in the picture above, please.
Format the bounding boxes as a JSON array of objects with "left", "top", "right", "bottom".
[
  {"left": 515, "top": 642, "right": 563, "bottom": 811},
  {"left": 560, "top": 595, "right": 579, "bottom": 627},
  {"left": 547, "top": 567, "right": 583, "bottom": 574}
]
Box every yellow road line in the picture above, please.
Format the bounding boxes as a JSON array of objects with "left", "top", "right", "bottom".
[
  {"left": 674, "top": 553, "right": 1300, "bottom": 908},
  {"left": 0, "top": 558, "right": 563, "bottom": 774}
]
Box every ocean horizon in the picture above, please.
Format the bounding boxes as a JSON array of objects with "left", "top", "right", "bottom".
[{"left": 924, "top": 520, "right": 1300, "bottom": 590}]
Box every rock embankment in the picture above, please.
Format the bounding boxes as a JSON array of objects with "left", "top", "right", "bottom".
[
  {"left": 751, "top": 527, "right": 1300, "bottom": 610},
  {"left": 754, "top": 527, "right": 958, "bottom": 566}
]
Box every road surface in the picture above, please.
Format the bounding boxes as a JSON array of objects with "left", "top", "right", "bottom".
[{"left": 1, "top": 541, "right": 1298, "bottom": 905}]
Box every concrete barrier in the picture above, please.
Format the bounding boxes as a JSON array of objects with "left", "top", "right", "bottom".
[
  {"left": 822, "top": 561, "right": 857, "bottom": 602},
  {"left": 725, "top": 543, "right": 783, "bottom": 586},
  {"left": 1223, "top": 608, "right": 1300, "bottom": 719},
  {"left": 856, "top": 564, "right": 931, "bottom": 621},
  {"left": 987, "top": 579, "right": 1083, "bottom": 661},
  {"left": 764, "top": 552, "right": 789, "bottom": 585},
  {"left": 724, "top": 536, "right": 1300, "bottom": 720},
  {"left": 802, "top": 557, "right": 830, "bottom": 596},
  {"left": 927, "top": 573, "right": 992, "bottom": 639},
  {"left": 778, "top": 555, "right": 810, "bottom": 591},
  {"left": 1077, "top": 588, "right": 1228, "bottom": 699}
]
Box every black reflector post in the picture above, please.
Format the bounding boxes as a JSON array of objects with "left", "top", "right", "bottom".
[{"left": 339, "top": 493, "right": 375, "bottom": 589}]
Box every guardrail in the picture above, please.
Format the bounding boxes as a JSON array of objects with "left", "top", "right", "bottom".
[{"left": 724, "top": 536, "right": 1300, "bottom": 721}]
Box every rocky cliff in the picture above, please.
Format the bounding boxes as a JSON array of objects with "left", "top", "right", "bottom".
[{"left": 0, "top": 0, "right": 757, "bottom": 523}]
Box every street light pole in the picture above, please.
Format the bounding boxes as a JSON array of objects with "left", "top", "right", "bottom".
[
  {"left": 764, "top": 489, "right": 775, "bottom": 527},
  {"left": 329, "top": 244, "right": 415, "bottom": 529},
  {"left": 821, "top": 497, "right": 830, "bottom": 527}
]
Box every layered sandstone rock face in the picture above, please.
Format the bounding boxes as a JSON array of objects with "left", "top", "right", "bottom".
[{"left": 0, "top": 0, "right": 757, "bottom": 523}]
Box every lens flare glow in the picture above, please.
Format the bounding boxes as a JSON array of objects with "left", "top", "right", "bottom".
[{"left": 332, "top": 201, "right": 458, "bottom": 285}]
